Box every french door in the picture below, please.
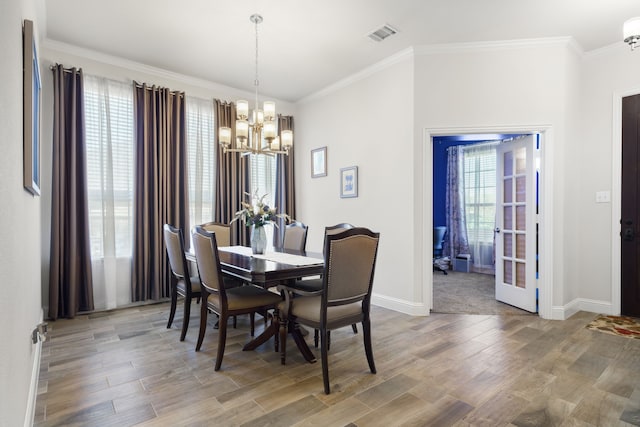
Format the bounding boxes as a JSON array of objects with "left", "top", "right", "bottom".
[{"left": 494, "top": 135, "right": 538, "bottom": 312}]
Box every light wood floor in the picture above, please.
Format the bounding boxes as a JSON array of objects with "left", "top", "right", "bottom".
[{"left": 35, "top": 303, "right": 640, "bottom": 426}]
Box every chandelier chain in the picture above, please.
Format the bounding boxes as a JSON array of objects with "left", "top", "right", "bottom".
[{"left": 254, "top": 15, "right": 259, "bottom": 108}]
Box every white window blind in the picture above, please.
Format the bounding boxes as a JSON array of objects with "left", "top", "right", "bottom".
[
  {"left": 84, "top": 76, "right": 134, "bottom": 259},
  {"left": 249, "top": 153, "right": 276, "bottom": 207},
  {"left": 463, "top": 144, "right": 497, "bottom": 245},
  {"left": 185, "top": 96, "right": 216, "bottom": 229}
]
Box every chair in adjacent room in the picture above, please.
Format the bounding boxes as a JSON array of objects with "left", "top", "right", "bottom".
[
  {"left": 282, "top": 221, "right": 308, "bottom": 252},
  {"left": 191, "top": 225, "right": 283, "bottom": 371},
  {"left": 164, "top": 224, "right": 202, "bottom": 341},
  {"left": 433, "top": 226, "right": 448, "bottom": 275},
  {"left": 277, "top": 227, "right": 380, "bottom": 394}
]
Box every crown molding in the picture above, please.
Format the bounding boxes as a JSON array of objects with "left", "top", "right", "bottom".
[
  {"left": 41, "top": 38, "right": 260, "bottom": 101},
  {"left": 583, "top": 40, "right": 632, "bottom": 59},
  {"left": 414, "top": 36, "right": 583, "bottom": 56},
  {"left": 298, "top": 47, "right": 415, "bottom": 104}
]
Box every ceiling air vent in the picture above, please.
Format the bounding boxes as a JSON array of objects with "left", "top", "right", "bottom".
[{"left": 367, "top": 24, "right": 398, "bottom": 42}]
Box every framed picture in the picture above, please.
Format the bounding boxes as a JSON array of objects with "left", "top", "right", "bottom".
[
  {"left": 340, "top": 166, "right": 358, "bottom": 198},
  {"left": 23, "top": 19, "right": 41, "bottom": 196},
  {"left": 311, "top": 146, "right": 327, "bottom": 178}
]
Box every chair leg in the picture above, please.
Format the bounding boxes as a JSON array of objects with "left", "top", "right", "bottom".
[
  {"left": 233, "top": 315, "right": 237, "bottom": 329},
  {"left": 362, "top": 319, "right": 376, "bottom": 374},
  {"left": 167, "top": 287, "right": 178, "bottom": 329},
  {"left": 215, "top": 314, "right": 228, "bottom": 371},
  {"left": 352, "top": 324, "right": 358, "bottom": 334},
  {"left": 273, "top": 310, "right": 279, "bottom": 352},
  {"left": 320, "top": 327, "right": 331, "bottom": 394},
  {"left": 196, "top": 297, "right": 208, "bottom": 351},
  {"left": 250, "top": 313, "right": 255, "bottom": 337},
  {"left": 180, "top": 296, "right": 191, "bottom": 341},
  {"left": 314, "top": 329, "right": 319, "bottom": 348}
]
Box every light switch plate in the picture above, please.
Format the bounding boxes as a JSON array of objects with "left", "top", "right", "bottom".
[{"left": 596, "top": 191, "right": 610, "bottom": 203}]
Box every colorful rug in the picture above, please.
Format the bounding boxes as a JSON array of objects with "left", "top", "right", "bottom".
[{"left": 586, "top": 315, "right": 640, "bottom": 339}]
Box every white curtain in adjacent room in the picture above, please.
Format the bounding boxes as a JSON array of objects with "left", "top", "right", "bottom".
[
  {"left": 84, "top": 75, "right": 134, "bottom": 310},
  {"left": 186, "top": 96, "right": 216, "bottom": 232}
]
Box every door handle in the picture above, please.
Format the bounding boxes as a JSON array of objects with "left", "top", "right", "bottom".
[
  {"left": 495, "top": 227, "right": 501, "bottom": 234},
  {"left": 623, "top": 228, "right": 635, "bottom": 241}
]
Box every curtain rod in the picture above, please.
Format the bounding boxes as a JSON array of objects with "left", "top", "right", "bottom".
[
  {"left": 134, "top": 82, "right": 185, "bottom": 97},
  {"left": 49, "top": 65, "right": 80, "bottom": 73}
]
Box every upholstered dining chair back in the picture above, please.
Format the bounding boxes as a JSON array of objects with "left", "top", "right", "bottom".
[
  {"left": 192, "top": 225, "right": 225, "bottom": 294},
  {"left": 164, "top": 224, "right": 188, "bottom": 280},
  {"left": 283, "top": 221, "right": 308, "bottom": 251},
  {"left": 322, "top": 223, "right": 353, "bottom": 254},
  {"left": 325, "top": 229, "right": 379, "bottom": 304},
  {"left": 200, "top": 222, "right": 231, "bottom": 247}
]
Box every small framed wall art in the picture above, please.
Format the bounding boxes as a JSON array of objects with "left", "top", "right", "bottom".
[
  {"left": 340, "top": 166, "right": 358, "bottom": 198},
  {"left": 311, "top": 146, "right": 327, "bottom": 178},
  {"left": 23, "top": 19, "right": 41, "bottom": 196}
]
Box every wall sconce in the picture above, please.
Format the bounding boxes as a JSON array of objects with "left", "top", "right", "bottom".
[{"left": 624, "top": 17, "right": 640, "bottom": 50}]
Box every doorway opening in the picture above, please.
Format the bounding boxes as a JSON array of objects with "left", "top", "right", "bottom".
[{"left": 431, "top": 133, "right": 538, "bottom": 315}]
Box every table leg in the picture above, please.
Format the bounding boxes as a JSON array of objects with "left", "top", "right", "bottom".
[
  {"left": 242, "top": 322, "right": 277, "bottom": 351},
  {"left": 290, "top": 322, "right": 317, "bottom": 363}
]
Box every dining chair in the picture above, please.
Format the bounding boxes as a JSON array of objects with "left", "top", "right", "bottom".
[
  {"left": 192, "top": 225, "right": 283, "bottom": 371},
  {"left": 200, "top": 221, "right": 231, "bottom": 246},
  {"left": 198, "top": 221, "right": 247, "bottom": 329},
  {"left": 282, "top": 221, "right": 308, "bottom": 252},
  {"left": 163, "top": 224, "right": 202, "bottom": 341},
  {"left": 277, "top": 227, "right": 380, "bottom": 394},
  {"left": 285, "top": 223, "right": 358, "bottom": 347}
]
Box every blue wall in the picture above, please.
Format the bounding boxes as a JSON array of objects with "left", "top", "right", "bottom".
[{"left": 432, "top": 134, "right": 519, "bottom": 228}]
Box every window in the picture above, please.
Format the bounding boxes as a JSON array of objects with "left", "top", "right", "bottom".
[
  {"left": 463, "top": 144, "right": 497, "bottom": 245},
  {"left": 249, "top": 153, "right": 276, "bottom": 206},
  {"left": 84, "top": 76, "right": 134, "bottom": 259},
  {"left": 185, "top": 96, "right": 216, "bottom": 228}
]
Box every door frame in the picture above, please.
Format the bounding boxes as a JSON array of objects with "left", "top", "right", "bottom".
[{"left": 423, "top": 125, "right": 554, "bottom": 319}]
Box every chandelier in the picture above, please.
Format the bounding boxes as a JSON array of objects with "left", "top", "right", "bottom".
[
  {"left": 219, "top": 14, "right": 293, "bottom": 155},
  {"left": 624, "top": 17, "right": 640, "bottom": 50}
]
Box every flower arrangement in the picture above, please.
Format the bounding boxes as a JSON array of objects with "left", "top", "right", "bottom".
[{"left": 232, "top": 191, "right": 289, "bottom": 228}]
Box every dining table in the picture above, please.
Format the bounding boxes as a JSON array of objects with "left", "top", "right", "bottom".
[{"left": 187, "top": 245, "right": 324, "bottom": 362}]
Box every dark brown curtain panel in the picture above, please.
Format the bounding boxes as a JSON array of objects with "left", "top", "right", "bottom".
[
  {"left": 213, "top": 99, "right": 250, "bottom": 246},
  {"left": 49, "top": 64, "right": 94, "bottom": 320},
  {"left": 131, "top": 82, "right": 188, "bottom": 301},
  {"left": 274, "top": 115, "right": 295, "bottom": 248}
]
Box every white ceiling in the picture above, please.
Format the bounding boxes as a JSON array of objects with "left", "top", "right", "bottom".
[{"left": 44, "top": 0, "right": 640, "bottom": 102}]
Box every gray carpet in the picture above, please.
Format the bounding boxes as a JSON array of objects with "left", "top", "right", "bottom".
[{"left": 432, "top": 270, "right": 534, "bottom": 315}]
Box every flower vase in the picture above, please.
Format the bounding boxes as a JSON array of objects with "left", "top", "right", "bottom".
[{"left": 251, "top": 225, "right": 267, "bottom": 255}]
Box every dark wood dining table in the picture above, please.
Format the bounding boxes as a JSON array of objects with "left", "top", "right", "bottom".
[{"left": 187, "top": 246, "right": 324, "bottom": 362}]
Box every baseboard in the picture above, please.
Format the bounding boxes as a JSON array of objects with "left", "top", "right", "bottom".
[
  {"left": 371, "top": 293, "right": 429, "bottom": 316},
  {"left": 24, "top": 309, "right": 43, "bottom": 427},
  {"left": 552, "top": 298, "right": 613, "bottom": 320}
]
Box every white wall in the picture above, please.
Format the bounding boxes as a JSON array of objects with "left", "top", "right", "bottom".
[
  {"left": 414, "top": 41, "right": 577, "bottom": 316},
  {"left": 296, "top": 56, "right": 418, "bottom": 313},
  {"left": 0, "top": 0, "right": 45, "bottom": 425},
  {"left": 295, "top": 40, "right": 600, "bottom": 317},
  {"left": 579, "top": 44, "right": 640, "bottom": 311}
]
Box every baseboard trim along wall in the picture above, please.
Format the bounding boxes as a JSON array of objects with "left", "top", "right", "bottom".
[
  {"left": 371, "top": 293, "right": 430, "bottom": 316},
  {"left": 25, "top": 309, "right": 44, "bottom": 427},
  {"left": 552, "top": 298, "right": 613, "bottom": 320}
]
